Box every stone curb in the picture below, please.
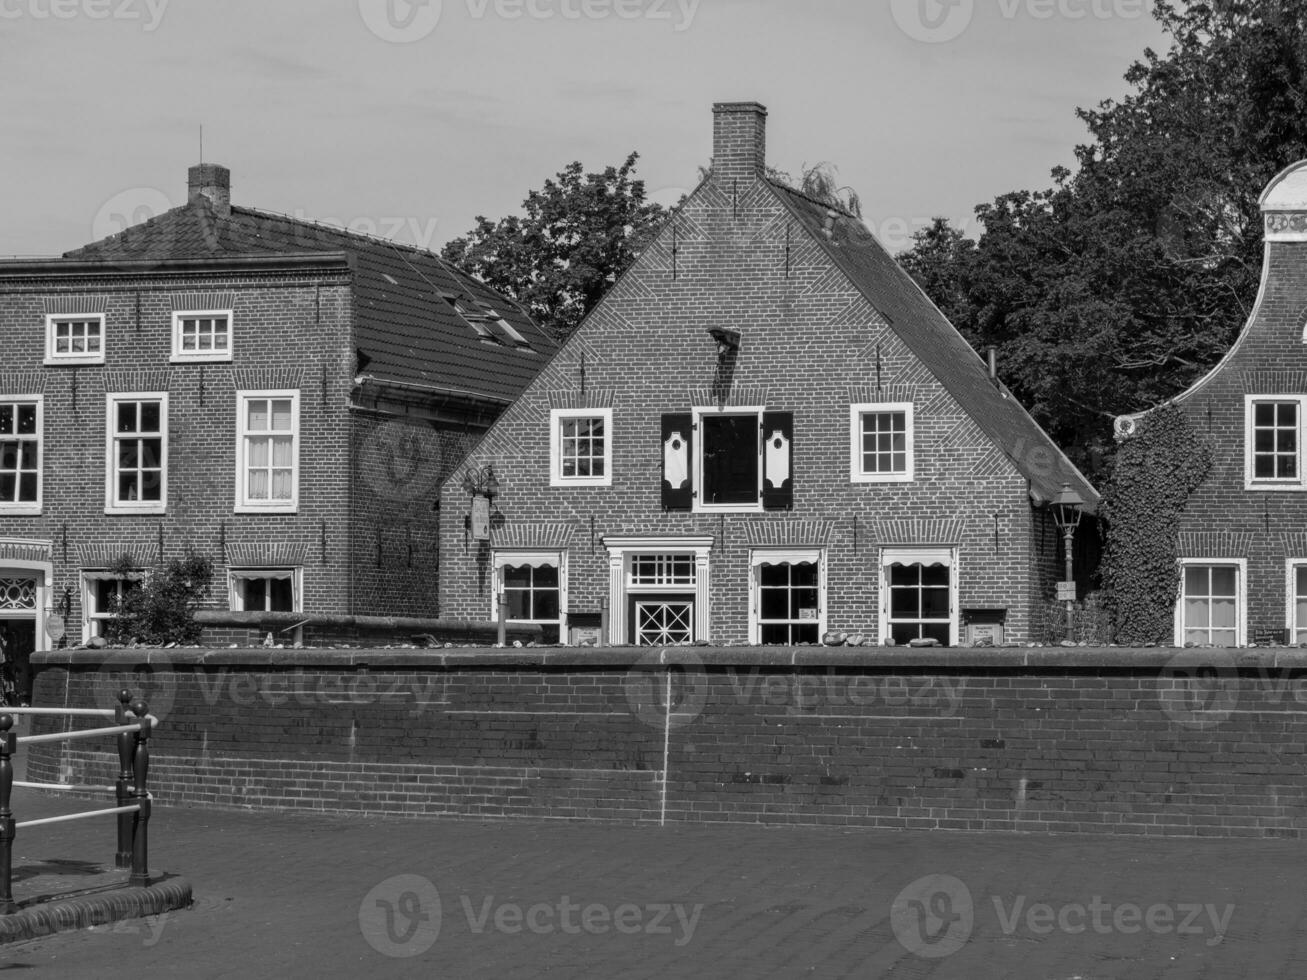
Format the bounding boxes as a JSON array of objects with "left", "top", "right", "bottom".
[{"left": 0, "top": 878, "right": 192, "bottom": 945}]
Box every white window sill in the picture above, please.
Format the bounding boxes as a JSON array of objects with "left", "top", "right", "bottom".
[
  {"left": 851, "top": 472, "right": 914, "bottom": 484},
  {"left": 0, "top": 506, "right": 42, "bottom": 517},
  {"left": 105, "top": 504, "right": 166, "bottom": 516},
  {"left": 171, "top": 353, "right": 233, "bottom": 364},
  {"left": 1244, "top": 481, "right": 1307, "bottom": 492},
  {"left": 44, "top": 356, "right": 104, "bottom": 367},
  {"left": 234, "top": 504, "right": 299, "bottom": 515},
  {"left": 693, "top": 502, "right": 764, "bottom": 514},
  {"left": 551, "top": 477, "right": 612, "bottom": 488}
]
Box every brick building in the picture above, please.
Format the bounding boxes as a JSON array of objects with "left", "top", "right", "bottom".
[
  {"left": 437, "top": 102, "right": 1097, "bottom": 647},
  {"left": 1116, "top": 159, "right": 1307, "bottom": 647},
  {"left": 0, "top": 163, "right": 555, "bottom": 687}
]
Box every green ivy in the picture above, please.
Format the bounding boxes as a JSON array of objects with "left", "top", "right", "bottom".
[{"left": 1100, "top": 405, "right": 1211, "bottom": 645}]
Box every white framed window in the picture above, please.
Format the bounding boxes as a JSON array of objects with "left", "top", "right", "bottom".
[
  {"left": 1245, "top": 395, "right": 1307, "bottom": 490},
  {"left": 750, "top": 549, "right": 824, "bottom": 645},
  {"left": 693, "top": 406, "right": 763, "bottom": 512},
  {"left": 549, "top": 408, "right": 612, "bottom": 487},
  {"left": 105, "top": 393, "right": 167, "bottom": 515},
  {"left": 879, "top": 547, "right": 958, "bottom": 646},
  {"left": 851, "top": 402, "right": 914, "bottom": 483},
  {"left": 45, "top": 314, "right": 105, "bottom": 366},
  {"left": 0, "top": 397, "right": 42, "bottom": 515},
  {"left": 493, "top": 551, "right": 565, "bottom": 644},
  {"left": 81, "top": 569, "right": 143, "bottom": 640},
  {"left": 1286, "top": 560, "right": 1307, "bottom": 646},
  {"left": 172, "top": 309, "right": 232, "bottom": 363},
  {"left": 236, "top": 390, "right": 299, "bottom": 513},
  {"left": 1176, "top": 559, "right": 1245, "bottom": 647},
  {"left": 229, "top": 568, "right": 301, "bottom": 612}
]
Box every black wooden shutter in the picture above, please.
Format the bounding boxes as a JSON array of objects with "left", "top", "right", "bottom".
[
  {"left": 762, "top": 411, "right": 794, "bottom": 510},
  {"left": 661, "top": 413, "right": 693, "bottom": 510}
]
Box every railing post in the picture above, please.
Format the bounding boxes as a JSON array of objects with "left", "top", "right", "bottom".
[
  {"left": 128, "top": 700, "right": 151, "bottom": 888},
  {"left": 0, "top": 715, "right": 16, "bottom": 914},
  {"left": 497, "top": 592, "right": 507, "bottom": 647},
  {"left": 115, "top": 689, "right": 133, "bottom": 870}
]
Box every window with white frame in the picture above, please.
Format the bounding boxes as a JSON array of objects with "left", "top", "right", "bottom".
[
  {"left": 0, "top": 398, "right": 41, "bottom": 513},
  {"left": 880, "top": 548, "right": 956, "bottom": 646},
  {"left": 105, "top": 394, "right": 167, "bottom": 514},
  {"left": 851, "top": 402, "right": 913, "bottom": 482},
  {"left": 229, "top": 568, "right": 300, "bottom": 613},
  {"left": 1245, "top": 395, "right": 1307, "bottom": 489},
  {"left": 45, "top": 314, "right": 105, "bottom": 365},
  {"left": 82, "top": 570, "right": 142, "bottom": 640},
  {"left": 604, "top": 537, "right": 713, "bottom": 646},
  {"left": 550, "top": 408, "right": 612, "bottom": 487},
  {"left": 751, "top": 550, "right": 824, "bottom": 645},
  {"left": 1177, "top": 560, "right": 1244, "bottom": 647},
  {"left": 494, "top": 552, "right": 565, "bottom": 643},
  {"left": 236, "top": 390, "right": 299, "bottom": 512},
  {"left": 172, "top": 309, "right": 232, "bottom": 362},
  {"left": 1287, "top": 561, "right": 1307, "bottom": 646}
]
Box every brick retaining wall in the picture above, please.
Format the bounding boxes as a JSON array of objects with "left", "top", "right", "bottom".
[{"left": 26, "top": 647, "right": 1307, "bottom": 837}]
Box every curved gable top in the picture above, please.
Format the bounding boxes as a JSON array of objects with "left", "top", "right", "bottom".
[{"left": 1260, "top": 159, "right": 1307, "bottom": 211}]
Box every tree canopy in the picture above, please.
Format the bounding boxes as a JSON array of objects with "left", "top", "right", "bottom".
[
  {"left": 898, "top": 0, "right": 1307, "bottom": 477},
  {"left": 441, "top": 152, "right": 668, "bottom": 342}
]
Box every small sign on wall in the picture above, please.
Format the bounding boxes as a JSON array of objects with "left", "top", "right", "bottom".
[
  {"left": 470, "top": 496, "right": 491, "bottom": 541},
  {"left": 1056, "top": 581, "right": 1076, "bottom": 602}
]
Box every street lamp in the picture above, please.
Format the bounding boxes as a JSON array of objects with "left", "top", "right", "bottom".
[{"left": 1050, "top": 483, "right": 1085, "bottom": 641}]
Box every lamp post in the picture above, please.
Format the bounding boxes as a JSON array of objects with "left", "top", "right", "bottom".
[{"left": 1050, "top": 483, "right": 1085, "bottom": 641}]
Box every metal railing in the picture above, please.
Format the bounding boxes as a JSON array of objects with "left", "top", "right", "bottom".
[{"left": 0, "top": 690, "right": 154, "bottom": 914}]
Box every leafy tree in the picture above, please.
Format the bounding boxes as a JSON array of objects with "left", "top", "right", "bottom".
[
  {"left": 898, "top": 0, "right": 1307, "bottom": 477},
  {"left": 441, "top": 153, "right": 668, "bottom": 342},
  {"left": 105, "top": 552, "right": 213, "bottom": 647}
]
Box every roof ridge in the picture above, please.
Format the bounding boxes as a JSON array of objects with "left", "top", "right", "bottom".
[
  {"left": 231, "top": 204, "right": 445, "bottom": 260},
  {"left": 765, "top": 179, "right": 859, "bottom": 221}
]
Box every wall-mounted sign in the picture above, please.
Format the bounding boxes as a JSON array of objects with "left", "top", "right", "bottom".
[{"left": 471, "top": 496, "right": 491, "bottom": 541}]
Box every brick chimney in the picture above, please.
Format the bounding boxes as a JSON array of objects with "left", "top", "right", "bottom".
[
  {"left": 188, "top": 163, "right": 231, "bottom": 217},
  {"left": 712, "top": 102, "right": 767, "bottom": 183}
]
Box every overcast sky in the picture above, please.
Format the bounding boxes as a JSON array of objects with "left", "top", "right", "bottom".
[{"left": 1, "top": 0, "right": 1166, "bottom": 258}]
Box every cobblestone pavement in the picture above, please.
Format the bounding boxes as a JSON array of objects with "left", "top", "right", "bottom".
[{"left": 0, "top": 787, "right": 1303, "bottom": 979}]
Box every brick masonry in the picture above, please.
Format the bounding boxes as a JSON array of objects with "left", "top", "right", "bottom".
[
  {"left": 1123, "top": 165, "right": 1307, "bottom": 645},
  {"left": 437, "top": 104, "right": 1085, "bottom": 646},
  {"left": 27, "top": 647, "right": 1307, "bottom": 837}
]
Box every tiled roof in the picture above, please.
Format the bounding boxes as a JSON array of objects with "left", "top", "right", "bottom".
[
  {"left": 62, "top": 198, "right": 558, "bottom": 402},
  {"left": 769, "top": 182, "right": 1098, "bottom": 510}
]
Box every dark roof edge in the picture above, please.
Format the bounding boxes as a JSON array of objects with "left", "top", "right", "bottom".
[
  {"left": 0, "top": 251, "right": 353, "bottom": 280},
  {"left": 766, "top": 181, "right": 1099, "bottom": 508},
  {"left": 353, "top": 374, "right": 513, "bottom": 406}
]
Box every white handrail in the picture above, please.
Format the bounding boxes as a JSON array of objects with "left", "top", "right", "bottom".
[
  {"left": 1, "top": 708, "right": 116, "bottom": 718},
  {"left": 13, "top": 780, "right": 117, "bottom": 793},
  {"left": 16, "top": 804, "right": 140, "bottom": 830},
  {"left": 18, "top": 722, "right": 146, "bottom": 746}
]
